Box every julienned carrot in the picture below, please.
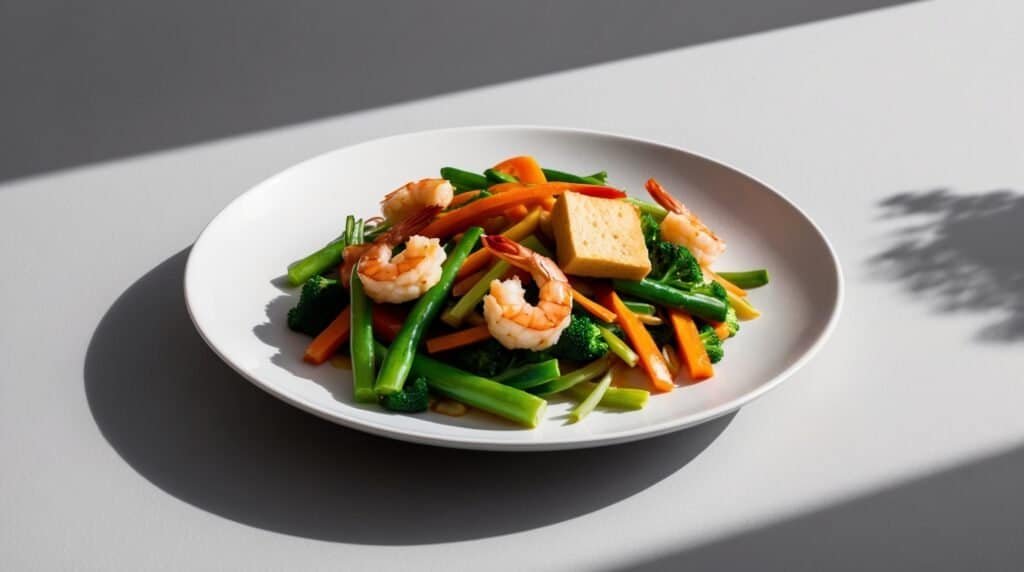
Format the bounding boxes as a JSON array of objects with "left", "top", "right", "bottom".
[
  {"left": 421, "top": 185, "right": 625, "bottom": 238},
  {"left": 713, "top": 321, "right": 731, "bottom": 340},
  {"left": 303, "top": 306, "right": 352, "bottom": 364},
  {"left": 425, "top": 324, "right": 493, "bottom": 354},
  {"left": 455, "top": 208, "right": 542, "bottom": 279},
  {"left": 540, "top": 196, "right": 557, "bottom": 211},
  {"left": 371, "top": 304, "right": 405, "bottom": 343},
  {"left": 502, "top": 204, "right": 530, "bottom": 222},
  {"left": 570, "top": 287, "right": 617, "bottom": 323},
  {"left": 668, "top": 309, "right": 714, "bottom": 381},
  {"left": 448, "top": 190, "right": 482, "bottom": 209},
  {"left": 453, "top": 269, "right": 486, "bottom": 296},
  {"left": 493, "top": 156, "right": 547, "bottom": 184},
  {"left": 598, "top": 289, "right": 674, "bottom": 392},
  {"left": 705, "top": 268, "right": 747, "bottom": 297}
]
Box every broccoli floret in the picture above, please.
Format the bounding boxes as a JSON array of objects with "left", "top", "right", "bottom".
[
  {"left": 647, "top": 241, "right": 704, "bottom": 289},
  {"left": 724, "top": 306, "right": 740, "bottom": 337},
  {"left": 380, "top": 376, "right": 429, "bottom": 413},
  {"left": 444, "top": 338, "right": 515, "bottom": 378},
  {"left": 640, "top": 212, "right": 661, "bottom": 246},
  {"left": 690, "top": 279, "right": 728, "bottom": 302},
  {"left": 698, "top": 325, "right": 724, "bottom": 363},
  {"left": 549, "top": 314, "right": 609, "bottom": 362},
  {"left": 287, "top": 276, "right": 347, "bottom": 336}
]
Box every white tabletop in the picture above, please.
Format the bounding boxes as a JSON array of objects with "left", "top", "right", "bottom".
[{"left": 3, "top": 1, "right": 1023, "bottom": 569}]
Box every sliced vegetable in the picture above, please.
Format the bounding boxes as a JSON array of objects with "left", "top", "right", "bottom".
[
  {"left": 448, "top": 190, "right": 485, "bottom": 209},
  {"left": 569, "top": 371, "right": 613, "bottom": 423},
  {"left": 421, "top": 184, "right": 626, "bottom": 239},
  {"left": 455, "top": 207, "right": 541, "bottom": 280},
  {"left": 349, "top": 272, "right": 378, "bottom": 402},
  {"left": 452, "top": 269, "right": 486, "bottom": 296},
  {"left": 493, "top": 156, "right": 547, "bottom": 184},
  {"left": 425, "top": 324, "right": 493, "bottom": 354},
  {"left": 623, "top": 301, "right": 656, "bottom": 315},
  {"left": 598, "top": 289, "right": 675, "bottom": 392},
  {"left": 624, "top": 197, "right": 668, "bottom": 221},
  {"left": 713, "top": 321, "right": 731, "bottom": 340},
  {"left": 531, "top": 355, "right": 612, "bottom": 396},
  {"left": 706, "top": 268, "right": 747, "bottom": 297},
  {"left": 287, "top": 236, "right": 346, "bottom": 286},
  {"left": 728, "top": 290, "right": 762, "bottom": 321},
  {"left": 541, "top": 168, "right": 606, "bottom": 185},
  {"left": 612, "top": 279, "right": 728, "bottom": 322},
  {"left": 375, "top": 227, "right": 483, "bottom": 395},
  {"left": 567, "top": 382, "right": 649, "bottom": 410},
  {"left": 597, "top": 325, "right": 639, "bottom": 367},
  {"left": 374, "top": 342, "right": 548, "bottom": 427},
  {"left": 302, "top": 306, "right": 352, "bottom": 365},
  {"left": 717, "top": 269, "right": 770, "bottom": 289},
  {"left": 668, "top": 309, "right": 713, "bottom": 381},
  {"left": 484, "top": 168, "right": 518, "bottom": 184},
  {"left": 494, "top": 359, "right": 561, "bottom": 390},
  {"left": 502, "top": 204, "right": 530, "bottom": 222},
  {"left": 570, "top": 287, "right": 617, "bottom": 323},
  {"left": 442, "top": 235, "right": 547, "bottom": 327},
  {"left": 440, "top": 167, "right": 489, "bottom": 192},
  {"left": 371, "top": 304, "right": 405, "bottom": 342}
]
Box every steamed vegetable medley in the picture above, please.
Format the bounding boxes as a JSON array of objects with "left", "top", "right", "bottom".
[{"left": 285, "top": 156, "right": 769, "bottom": 428}]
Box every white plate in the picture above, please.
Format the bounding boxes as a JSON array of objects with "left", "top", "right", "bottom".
[{"left": 185, "top": 126, "right": 842, "bottom": 451}]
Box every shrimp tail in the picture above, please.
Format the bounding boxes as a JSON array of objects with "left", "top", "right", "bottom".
[
  {"left": 380, "top": 205, "right": 442, "bottom": 244},
  {"left": 645, "top": 178, "right": 686, "bottom": 215},
  {"left": 483, "top": 235, "right": 565, "bottom": 284}
]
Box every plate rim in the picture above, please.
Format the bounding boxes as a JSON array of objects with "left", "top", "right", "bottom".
[{"left": 184, "top": 124, "right": 845, "bottom": 451}]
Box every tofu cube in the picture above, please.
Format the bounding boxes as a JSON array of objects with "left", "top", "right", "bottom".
[{"left": 551, "top": 192, "right": 651, "bottom": 280}]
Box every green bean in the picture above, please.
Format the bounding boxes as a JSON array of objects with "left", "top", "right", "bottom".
[
  {"left": 373, "top": 342, "right": 548, "bottom": 427},
  {"left": 569, "top": 371, "right": 612, "bottom": 423},
  {"left": 348, "top": 271, "right": 377, "bottom": 403},
  {"left": 375, "top": 227, "right": 484, "bottom": 395},
  {"left": 717, "top": 269, "right": 770, "bottom": 289},
  {"left": 531, "top": 355, "right": 612, "bottom": 396},
  {"left": 440, "top": 167, "right": 490, "bottom": 193},
  {"left": 623, "top": 301, "right": 656, "bottom": 315},
  {"left": 612, "top": 279, "right": 728, "bottom": 322},
  {"left": 597, "top": 326, "right": 639, "bottom": 367},
  {"left": 286, "top": 237, "right": 346, "bottom": 286},
  {"left": 494, "top": 359, "right": 561, "bottom": 390},
  {"left": 484, "top": 168, "right": 518, "bottom": 184},
  {"left": 541, "top": 168, "right": 606, "bottom": 185},
  {"left": 567, "top": 382, "right": 649, "bottom": 410}
]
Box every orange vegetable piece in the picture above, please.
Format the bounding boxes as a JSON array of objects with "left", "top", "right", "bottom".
[
  {"left": 493, "top": 156, "right": 547, "bottom": 184},
  {"left": 668, "top": 309, "right": 714, "bottom": 381},
  {"left": 425, "top": 324, "right": 494, "bottom": 354},
  {"left": 303, "top": 306, "right": 352, "bottom": 364},
  {"left": 598, "top": 289, "right": 674, "bottom": 392}
]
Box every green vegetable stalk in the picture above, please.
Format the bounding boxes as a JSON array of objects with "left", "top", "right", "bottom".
[
  {"left": 374, "top": 342, "right": 548, "bottom": 427},
  {"left": 348, "top": 271, "right": 378, "bottom": 403},
  {"left": 440, "top": 167, "right": 490, "bottom": 193},
  {"left": 622, "top": 301, "right": 656, "bottom": 315},
  {"left": 597, "top": 325, "right": 639, "bottom": 367},
  {"left": 375, "top": 227, "right": 484, "bottom": 395},
  {"left": 569, "top": 370, "right": 612, "bottom": 423},
  {"left": 717, "top": 269, "right": 770, "bottom": 289},
  {"left": 625, "top": 197, "right": 668, "bottom": 221},
  {"left": 530, "top": 355, "right": 612, "bottom": 396},
  {"left": 567, "top": 382, "right": 649, "bottom": 410},
  {"left": 541, "top": 168, "right": 607, "bottom": 185},
  {"left": 612, "top": 279, "right": 728, "bottom": 322},
  {"left": 494, "top": 359, "right": 561, "bottom": 390},
  {"left": 484, "top": 168, "right": 518, "bottom": 184}
]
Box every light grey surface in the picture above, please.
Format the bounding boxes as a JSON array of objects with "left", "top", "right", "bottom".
[
  {"left": 0, "top": 0, "right": 912, "bottom": 181},
  {"left": 2, "top": 1, "right": 1024, "bottom": 570}
]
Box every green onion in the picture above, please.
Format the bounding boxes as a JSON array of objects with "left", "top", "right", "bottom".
[
  {"left": 569, "top": 371, "right": 612, "bottom": 423},
  {"left": 597, "top": 326, "right": 639, "bottom": 367}
]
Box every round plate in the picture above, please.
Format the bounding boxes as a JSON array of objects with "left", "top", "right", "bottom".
[{"left": 185, "top": 126, "right": 842, "bottom": 451}]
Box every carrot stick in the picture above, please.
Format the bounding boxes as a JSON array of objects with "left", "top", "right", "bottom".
[
  {"left": 540, "top": 196, "right": 557, "bottom": 211},
  {"left": 303, "top": 306, "right": 352, "bottom": 364},
  {"left": 705, "top": 268, "right": 747, "bottom": 297},
  {"left": 493, "top": 156, "right": 547, "bottom": 184},
  {"left": 371, "top": 304, "right": 405, "bottom": 343},
  {"left": 713, "top": 321, "right": 731, "bottom": 340},
  {"left": 502, "top": 204, "right": 530, "bottom": 222},
  {"left": 448, "top": 190, "right": 482, "bottom": 209},
  {"left": 668, "top": 309, "right": 714, "bottom": 381},
  {"left": 570, "top": 287, "right": 617, "bottom": 323},
  {"left": 455, "top": 207, "right": 542, "bottom": 280},
  {"left": 421, "top": 184, "right": 625, "bottom": 238},
  {"left": 425, "top": 324, "right": 493, "bottom": 354},
  {"left": 598, "top": 289, "right": 675, "bottom": 392},
  {"left": 452, "top": 269, "right": 486, "bottom": 296}
]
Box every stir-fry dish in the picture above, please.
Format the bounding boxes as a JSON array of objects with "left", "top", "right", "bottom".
[{"left": 284, "top": 156, "right": 770, "bottom": 427}]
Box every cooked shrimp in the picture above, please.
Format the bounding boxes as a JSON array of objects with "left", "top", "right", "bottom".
[
  {"left": 381, "top": 178, "right": 454, "bottom": 223},
  {"left": 645, "top": 178, "right": 725, "bottom": 267},
  {"left": 356, "top": 207, "right": 446, "bottom": 303},
  {"left": 481, "top": 235, "right": 572, "bottom": 351}
]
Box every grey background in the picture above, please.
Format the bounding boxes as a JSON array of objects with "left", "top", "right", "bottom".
[
  {"left": 2, "top": 0, "right": 912, "bottom": 182},
  {"left": 5, "top": 1, "right": 1024, "bottom": 570}
]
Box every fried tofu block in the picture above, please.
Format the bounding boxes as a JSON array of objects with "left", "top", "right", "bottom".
[{"left": 551, "top": 191, "right": 651, "bottom": 280}]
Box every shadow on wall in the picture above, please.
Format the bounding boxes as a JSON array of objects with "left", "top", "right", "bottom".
[
  {"left": 84, "top": 248, "right": 733, "bottom": 545},
  {"left": 870, "top": 189, "right": 1024, "bottom": 342},
  {"left": 616, "top": 444, "right": 1024, "bottom": 571},
  {"left": 2, "top": 0, "right": 917, "bottom": 181}
]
